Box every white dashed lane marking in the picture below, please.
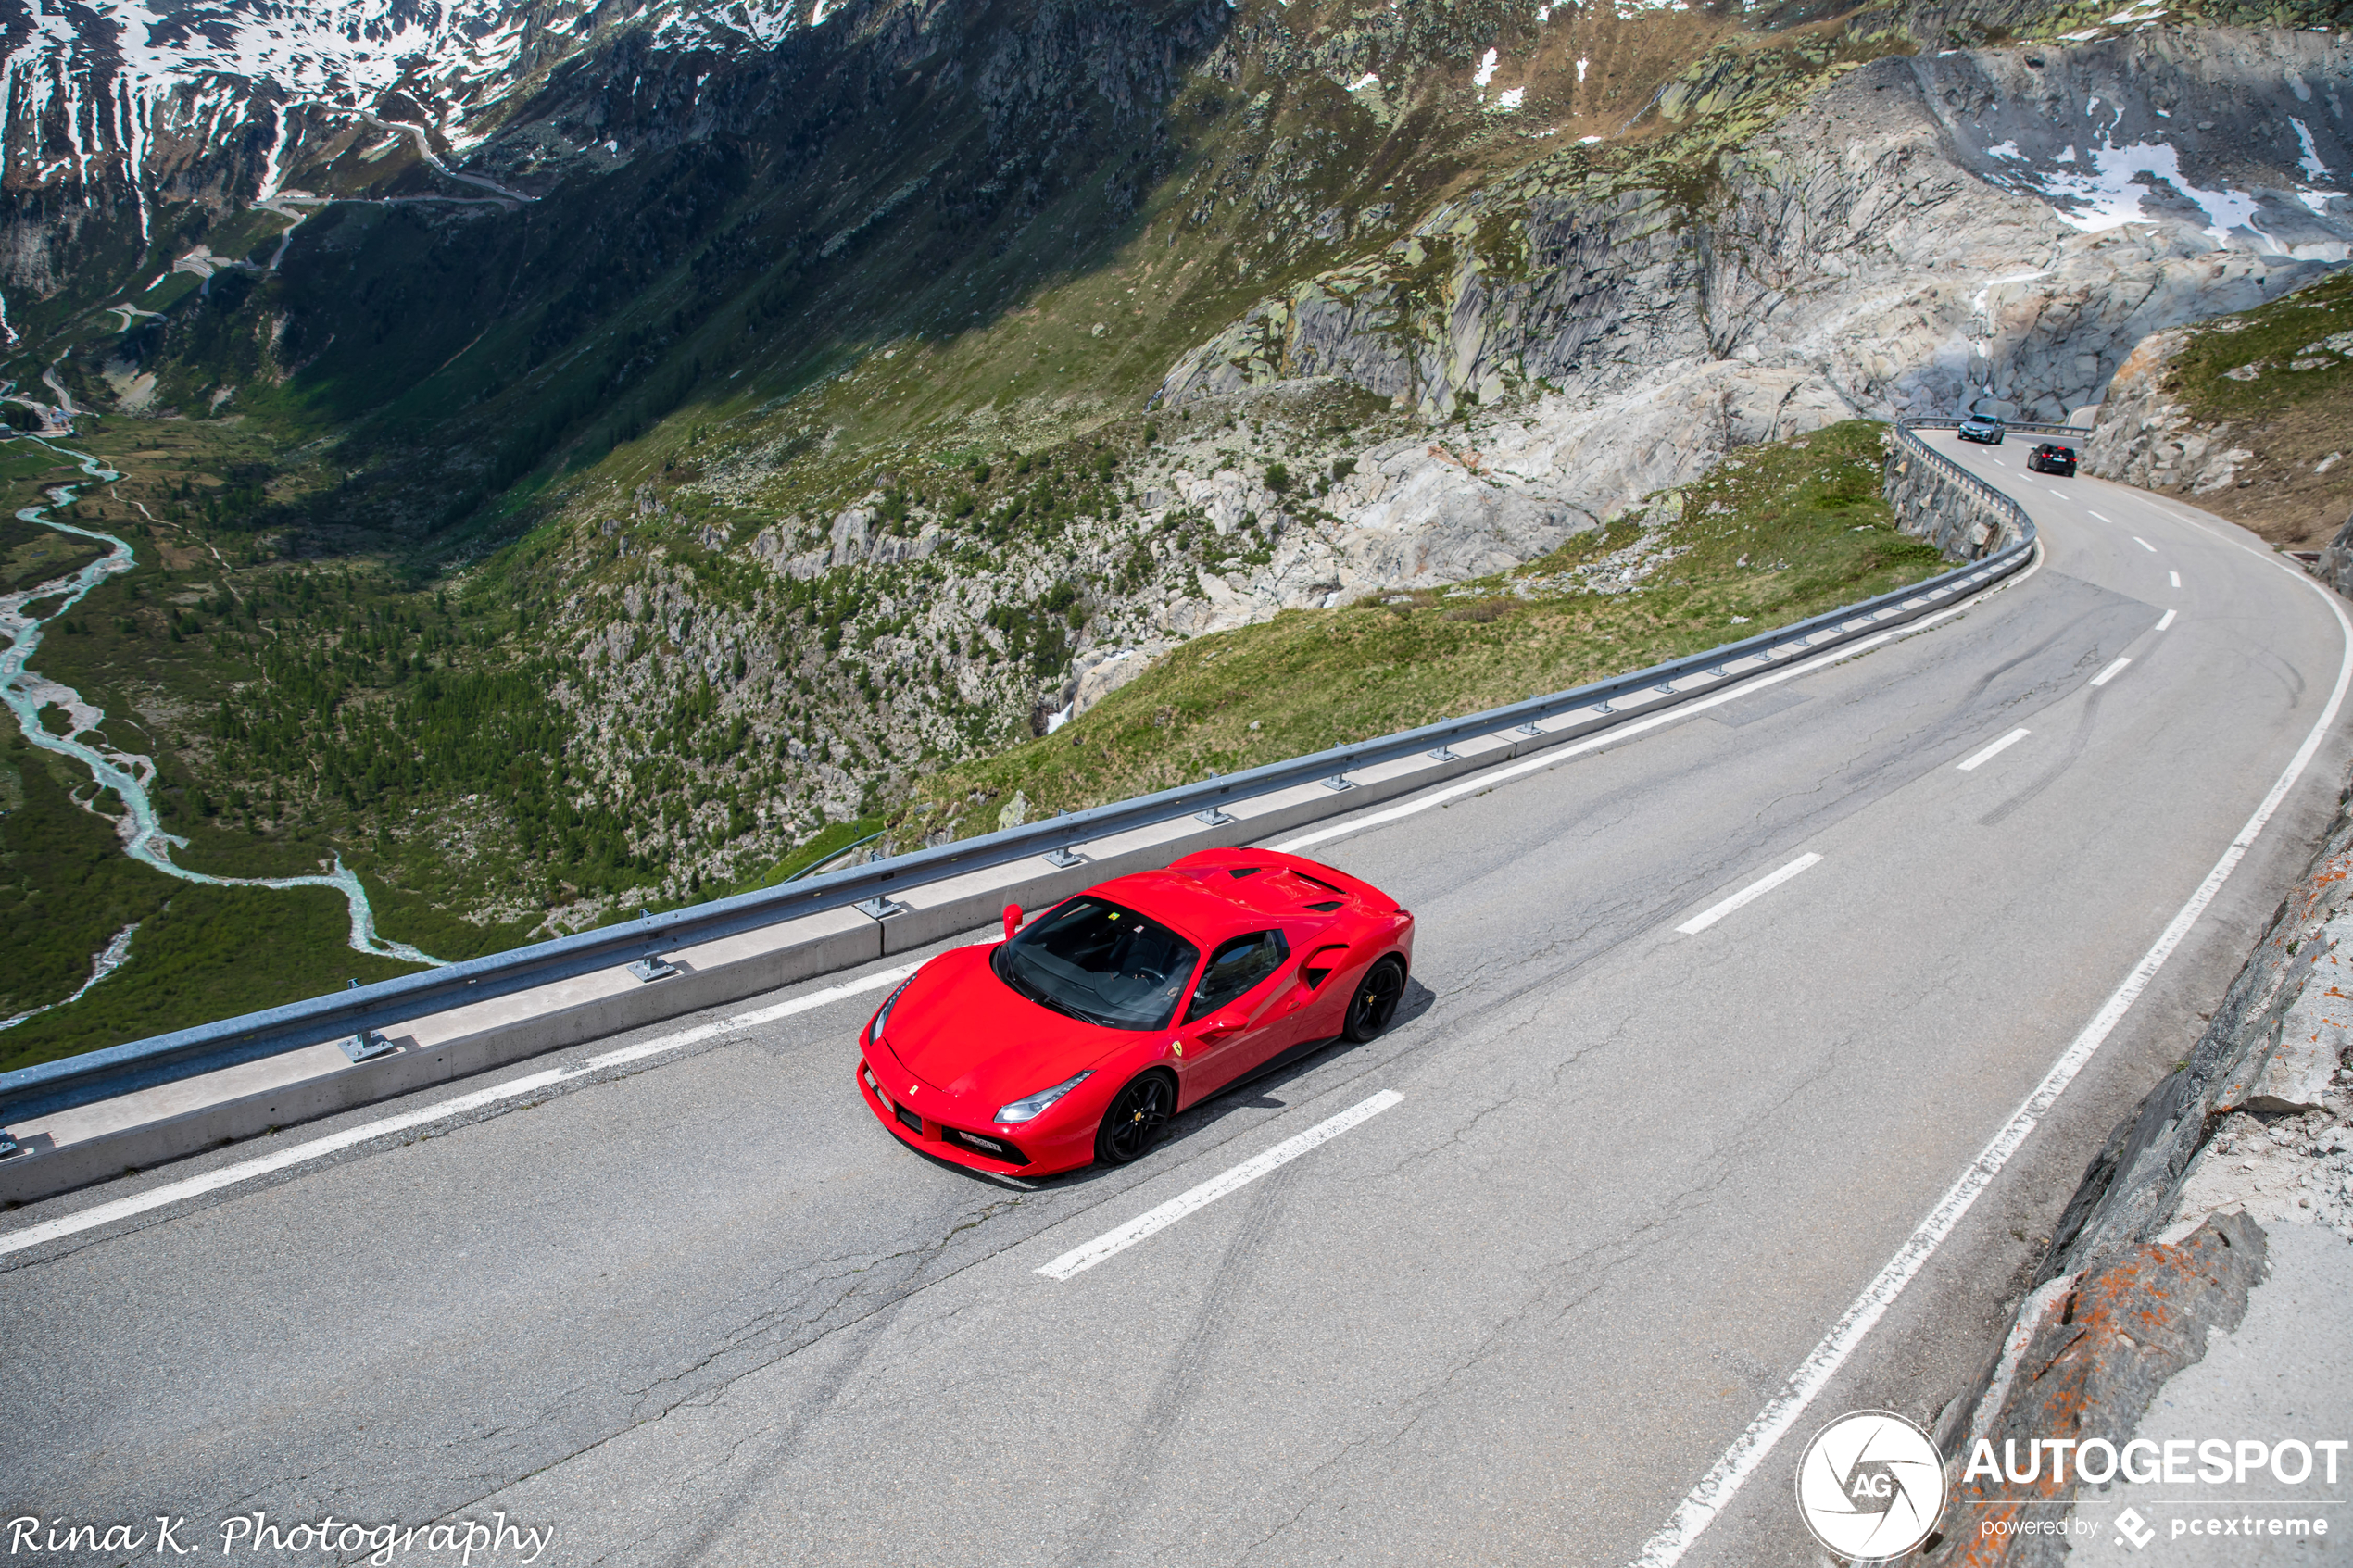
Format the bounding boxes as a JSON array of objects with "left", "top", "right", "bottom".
[
  {"left": 1035, "top": 1091, "right": 1404, "bottom": 1281},
  {"left": 1674, "top": 854, "right": 1823, "bottom": 935},
  {"left": 1957, "top": 729, "right": 2031, "bottom": 771}
]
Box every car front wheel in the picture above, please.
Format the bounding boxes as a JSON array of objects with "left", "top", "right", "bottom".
[{"left": 1095, "top": 1072, "right": 1176, "bottom": 1165}]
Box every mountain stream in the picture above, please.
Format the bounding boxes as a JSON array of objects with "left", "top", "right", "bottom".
[{"left": 0, "top": 435, "right": 442, "bottom": 1029}]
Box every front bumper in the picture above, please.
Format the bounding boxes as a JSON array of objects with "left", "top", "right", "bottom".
[{"left": 856, "top": 1047, "right": 1101, "bottom": 1176}]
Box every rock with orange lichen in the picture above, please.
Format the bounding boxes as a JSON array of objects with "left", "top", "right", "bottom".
[{"left": 1921, "top": 1213, "right": 2267, "bottom": 1567}]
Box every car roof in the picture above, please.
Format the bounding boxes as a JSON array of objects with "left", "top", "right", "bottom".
[
  {"left": 1079, "top": 872, "right": 1259, "bottom": 946},
  {"left": 1083, "top": 862, "right": 1358, "bottom": 946}
]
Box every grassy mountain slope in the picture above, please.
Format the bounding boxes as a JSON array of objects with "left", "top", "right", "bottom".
[{"left": 887, "top": 419, "right": 1940, "bottom": 835}]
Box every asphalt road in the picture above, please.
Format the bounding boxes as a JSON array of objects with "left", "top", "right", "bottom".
[{"left": 5, "top": 432, "right": 2347, "bottom": 1568}]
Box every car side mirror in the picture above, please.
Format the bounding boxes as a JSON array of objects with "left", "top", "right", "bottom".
[{"left": 1002, "top": 904, "right": 1023, "bottom": 943}]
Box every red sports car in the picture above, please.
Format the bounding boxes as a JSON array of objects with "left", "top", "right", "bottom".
[{"left": 856, "top": 848, "right": 1415, "bottom": 1176}]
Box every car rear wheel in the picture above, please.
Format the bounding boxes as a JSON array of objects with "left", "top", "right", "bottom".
[
  {"left": 1095, "top": 1072, "right": 1176, "bottom": 1165},
  {"left": 1342, "top": 957, "right": 1407, "bottom": 1042}
]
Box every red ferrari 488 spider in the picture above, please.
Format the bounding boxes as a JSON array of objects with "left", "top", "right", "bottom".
[{"left": 857, "top": 847, "right": 1415, "bottom": 1176}]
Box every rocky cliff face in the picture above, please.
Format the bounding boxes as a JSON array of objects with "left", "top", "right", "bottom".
[
  {"left": 2084, "top": 262, "right": 2353, "bottom": 546},
  {"left": 1157, "top": 27, "right": 2352, "bottom": 561},
  {"left": 2084, "top": 325, "right": 2250, "bottom": 488}
]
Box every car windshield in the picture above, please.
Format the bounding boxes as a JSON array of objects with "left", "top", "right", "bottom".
[{"left": 992, "top": 897, "right": 1201, "bottom": 1031}]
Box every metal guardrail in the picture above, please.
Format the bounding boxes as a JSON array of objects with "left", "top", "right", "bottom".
[
  {"left": 1894, "top": 416, "right": 2086, "bottom": 559},
  {"left": 1890, "top": 414, "right": 2095, "bottom": 560},
  {"left": 0, "top": 423, "right": 2053, "bottom": 1130}
]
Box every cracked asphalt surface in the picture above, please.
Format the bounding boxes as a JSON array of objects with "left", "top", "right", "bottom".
[{"left": 4, "top": 432, "right": 2348, "bottom": 1566}]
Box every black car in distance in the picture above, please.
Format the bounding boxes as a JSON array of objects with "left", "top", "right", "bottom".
[
  {"left": 2027, "top": 442, "right": 2078, "bottom": 476},
  {"left": 1958, "top": 414, "right": 2007, "bottom": 445}
]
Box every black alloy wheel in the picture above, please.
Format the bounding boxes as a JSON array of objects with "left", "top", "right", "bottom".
[
  {"left": 1342, "top": 957, "right": 1407, "bottom": 1042},
  {"left": 1095, "top": 1072, "right": 1175, "bottom": 1165}
]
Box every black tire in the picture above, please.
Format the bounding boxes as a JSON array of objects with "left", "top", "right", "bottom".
[
  {"left": 1095, "top": 1071, "right": 1176, "bottom": 1166},
  {"left": 1341, "top": 956, "right": 1407, "bottom": 1043}
]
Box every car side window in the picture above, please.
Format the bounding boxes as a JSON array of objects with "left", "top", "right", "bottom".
[{"left": 1186, "top": 931, "right": 1290, "bottom": 1022}]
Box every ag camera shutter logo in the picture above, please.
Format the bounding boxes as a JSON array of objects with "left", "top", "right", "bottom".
[{"left": 1794, "top": 1409, "right": 1946, "bottom": 1559}]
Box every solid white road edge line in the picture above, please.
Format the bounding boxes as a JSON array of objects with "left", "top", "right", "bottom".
[
  {"left": 1035, "top": 1090, "right": 1403, "bottom": 1281},
  {"left": 2158, "top": 609, "right": 2178, "bottom": 631},
  {"left": 1957, "top": 728, "right": 2032, "bottom": 772},
  {"left": 1274, "top": 549, "right": 2045, "bottom": 859},
  {"left": 1673, "top": 854, "right": 1823, "bottom": 935},
  {"left": 2092, "top": 657, "right": 2133, "bottom": 687},
  {"left": 1627, "top": 491, "right": 2353, "bottom": 1568},
  {"left": 0, "top": 963, "right": 924, "bottom": 1260},
  {"left": 2133, "top": 536, "right": 2158, "bottom": 552}
]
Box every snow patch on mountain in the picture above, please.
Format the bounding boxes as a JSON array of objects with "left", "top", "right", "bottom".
[
  {"left": 1981, "top": 131, "right": 2330, "bottom": 253},
  {"left": 0, "top": 0, "right": 799, "bottom": 224}
]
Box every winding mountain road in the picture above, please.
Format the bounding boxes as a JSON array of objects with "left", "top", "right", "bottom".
[{"left": 3, "top": 433, "right": 2346, "bottom": 1566}]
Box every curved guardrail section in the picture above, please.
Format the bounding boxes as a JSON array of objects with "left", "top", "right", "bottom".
[
  {"left": 1889, "top": 417, "right": 2068, "bottom": 562},
  {"left": 0, "top": 420, "right": 2060, "bottom": 1134},
  {"left": 1894, "top": 416, "right": 2088, "bottom": 557}
]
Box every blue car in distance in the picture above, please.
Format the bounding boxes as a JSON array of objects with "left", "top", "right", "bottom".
[{"left": 1958, "top": 414, "right": 2006, "bottom": 445}]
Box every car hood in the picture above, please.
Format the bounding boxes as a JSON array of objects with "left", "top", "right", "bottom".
[{"left": 875, "top": 944, "right": 1131, "bottom": 1107}]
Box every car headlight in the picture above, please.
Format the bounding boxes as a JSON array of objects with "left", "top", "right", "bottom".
[
  {"left": 868, "top": 977, "right": 912, "bottom": 1047},
  {"left": 996, "top": 1071, "right": 1092, "bottom": 1124}
]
